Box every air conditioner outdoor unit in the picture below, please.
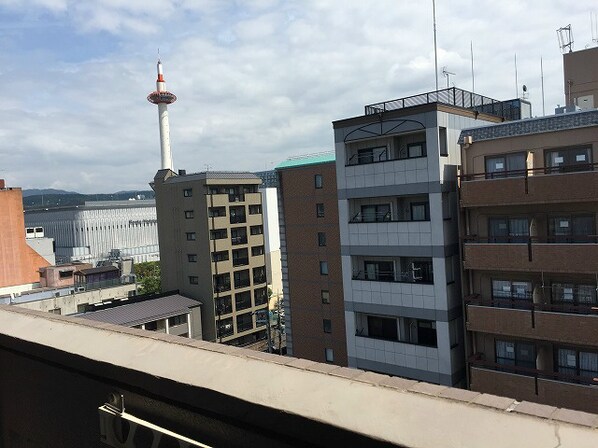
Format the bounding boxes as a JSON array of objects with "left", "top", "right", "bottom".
[{"left": 76, "top": 286, "right": 85, "bottom": 292}]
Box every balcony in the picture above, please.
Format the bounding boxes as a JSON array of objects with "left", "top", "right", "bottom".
[
  {"left": 463, "top": 238, "right": 598, "bottom": 274},
  {"left": 460, "top": 164, "right": 598, "bottom": 208},
  {"left": 0, "top": 306, "right": 595, "bottom": 447},
  {"left": 465, "top": 298, "right": 598, "bottom": 346},
  {"left": 469, "top": 360, "right": 598, "bottom": 414}
]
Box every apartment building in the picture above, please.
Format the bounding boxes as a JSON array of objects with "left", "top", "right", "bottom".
[
  {"left": 459, "top": 108, "right": 598, "bottom": 413},
  {"left": 333, "top": 88, "right": 529, "bottom": 386},
  {"left": 276, "top": 152, "right": 347, "bottom": 366},
  {"left": 563, "top": 45, "right": 598, "bottom": 111},
  {"left": 152, "top": 169, "right": 269, "bottom": 346}
]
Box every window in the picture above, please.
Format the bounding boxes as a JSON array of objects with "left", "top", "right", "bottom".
[
  {"left": 229, "top": 206, "right": 246, "bottom": 224},
  {"left": 488, "top": 217, "right": 529, "bottom": 243},
  {"left": 250, "top": 225, "right": 263, "bottom": 235},
  {"left": 189, "top": 276, "right": 199, "bottom": 285},
  {"left": 323, "top": 319, "right": 332, "bottom": 333},
  {"left": 249, "top": 204, "right": 262, "bottom": 215},
  {"left": 359, "top": 204, "right": 390, "bottom": 222},
  {"left": 231, "top": 227, "right": 247, "bottom": 245},
  {"left": 364, "top": 260, "right": 394, "bottom": 282},
  {"left": 407, "top": 142, "right": 426, "bottom": 158},
  {"left": 233, "top": 270, "right": 250, "bottom": 288},
  {"left": 212, "top": 251, "right": 229, "bottom": 262},
  {"left": 321, "top": 290, "right": 330, "bottom": 304},
  {"left": 251, "top": 245, "right": 265, "bottom": 256},
  {"left": 208, "top": 207, "right": 226, "bottom": 217},
  {"left": 316, "top": 203, "right": 325, "bottom": 218},
  {"left": 213, "top": 273, "right": 231, "bottom": 292},
  {"left": 495, "top": 340, "right": 536, "bottom": 368},
  {"left": 232, "top": 248, "right": 248, "bottom": 266},
  {"left": 168, "top": 314, "right": 187, "bottom": 327},
  {"left": 351, "top": 146, "right": 387, "bottom": 165},
  {"left": 410, "top": 202, "right": 430, "bottom": 221},
  {"left": 254, "top": 287, "right": 268, "bottom": 306},
  {"left": 237, "top": 313, "right": 254, "bottom": 332},
  {"left": 48, "top": 308, "right": 61, "bottom": 315},
  {"left": 319, "top": 261, "right": 328, "bottom": 275},
  {"left": 401, "top": 258, "right": 434, "bottom": 283},
  {"left": 416, "top": 320, "right": 437, "bottom": 347},
  {"left": 186, "top": 232, "right": 196, "bottom": 241},
  {"left": 318, "top": 232, "right": 327, "bottom": 246},
  {"left": 325, "top": 348, "right": 334, "bottom": 363},
  {"left": 545, "top": 146, "right": 592, "bottom": 173},
  {"left": 58, "top": 270, "right": 73, "bottom": 279},
  {"left": 145, "top": 321, "right": 158, "bottom": 331},
  {"left": 439, "top": 127, "right": 448, "bottom": 157},
  {"left": 253, "top": 266, "right": 266, "bottom": 284},
  {"left": 557, "top": 348, "right": 598, "bottom": 378},
  {"left": 183, "top": 188, "right": 192, "bottom": 197},
  {"left": 548, "top": 214, "right": 595, "bottom": 243},
  {"left": 215, "top": 295, "right": 232, "bottom": 314},
  {"left": 552, "top": 283, "right": 597, "bottom": 305},
  {"left": 187, "top": 254, "right": 198, "bottom": 262},
  {"left": 491, "top": 280, "right": 532, "bottom": 304},
  {"left": 367, "top": 316, "right": 398, "bottom": 341},
  {"left": 235, "top": 291, "right": 252, "bottom": 311},
  {"left": 315, "top": 174, "right": 323, "bottom": 189},
  {"left": 210, "top": 229, "right": 228, "bottom": 240},
  {"left": 184, "top": 210, "right": 194, "bottom": 219},
  {"left": 485, "top": 152, "right": 526, "bottom": 178},
  {"left": 217, "top": 317, "right": 234, "bottom": 338},
  {"left": 449, "top": 319, "right": 460, "bottom": 348}
]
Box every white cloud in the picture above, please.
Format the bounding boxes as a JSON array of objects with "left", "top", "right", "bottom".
[{"left": 0, "top": 0, "right": 595, "bottom": 192}]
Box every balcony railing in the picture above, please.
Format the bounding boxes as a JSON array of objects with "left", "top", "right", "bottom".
[
  {"left": 469, "top": 355, "right": 598, "bottom": 387},
  {"left": 465, "top": 294, "right": 598, "bottom": 316},
  {"left": 231, "top": 236, "right": 248, "bottom": 245},
  {"left": 460, "top": 162, "right": 598, "bottom": 182},
  {"left": 464, "top": 235, "right": 598, "bottom": 244},
  {"left": 214, "top": 284, "right": 231, "bottom": 293},
  {"left": 232, "top": 257, "right": 249, "bottom": 267},
  {"left": 352, "top": 270, "right": 433, "bottom": 285},
  {"left": 349, "top": 213, "right": 430, "bottom": 223},
  {"left": 229, "top": 194, "right": 245, "bottom": 202}
]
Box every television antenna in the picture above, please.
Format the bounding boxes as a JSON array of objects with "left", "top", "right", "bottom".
[
  {"left": 557, "top": 24, "right": 574, "bottom": 53},
  {"left": 442, "top": 66, "right": 455, "bottom": 88}
]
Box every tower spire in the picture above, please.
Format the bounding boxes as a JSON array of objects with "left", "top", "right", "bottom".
[{"left": 147, "top": 59, "right": 177, "bottom": 171}]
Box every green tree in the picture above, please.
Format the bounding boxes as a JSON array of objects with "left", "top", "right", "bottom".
[{"left": 135, "top": 261, "right": 161, "bottom": 295}]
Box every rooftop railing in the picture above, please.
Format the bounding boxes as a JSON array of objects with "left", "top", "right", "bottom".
[
  {"left": 459, "top": 162, "right": 597, "bottom": 182},
  {"left": 465, "top": 294, "right": 598, "bottom": 316},
  {"left": 364, "top": 87, "right": 521, "bottom": 120}
]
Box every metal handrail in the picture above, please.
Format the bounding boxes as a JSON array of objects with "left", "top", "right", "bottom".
[
  {"left": 352, "top": 270, "right": 433, "bottom": 285},
  {"left": 459, "top": 162, "right": 598, "bottom": 182},
  {"left": 463, "top": 235, "right": 598, "bottom": 244},
  {"left": 465, "top": 294, "right": 598, "bottom": 315}
]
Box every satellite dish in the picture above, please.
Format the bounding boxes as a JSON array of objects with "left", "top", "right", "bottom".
[{"left": 522, "top": 85, "right": 528, "bottom": 92}]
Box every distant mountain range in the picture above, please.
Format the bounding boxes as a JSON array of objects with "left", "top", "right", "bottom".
[{"left": 22, "top": 189, "right": 155, "bottom": 210}]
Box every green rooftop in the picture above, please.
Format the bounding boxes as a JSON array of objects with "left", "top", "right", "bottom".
[{"left": 275, "top": 151, "right": 335, "bottom": 170}]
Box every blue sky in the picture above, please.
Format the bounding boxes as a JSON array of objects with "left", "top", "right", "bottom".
[{"left": 0, "top": 0, "right": 596, "bottom": 193}]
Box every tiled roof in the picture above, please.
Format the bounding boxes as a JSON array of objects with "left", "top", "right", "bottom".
[
  {"left": 79, "top": 294, "right": 201, "bottom": 327},
  {"left": 76, "top": 266, "right": 119, "bottom": 275},
  {"left": 166, "top": 171, "right": 260, "bottom": 183},
  {"left": 459, "top": 109, "right": 598, "bottom": 144}
]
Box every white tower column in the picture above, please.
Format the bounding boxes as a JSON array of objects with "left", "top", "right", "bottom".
[{"left": 148, "top": 60, "right": 177, "bottom": 171}]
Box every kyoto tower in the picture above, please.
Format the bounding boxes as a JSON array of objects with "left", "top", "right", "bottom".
[{"left": 147, "top": 60, "right": 177, "bottom": 171}]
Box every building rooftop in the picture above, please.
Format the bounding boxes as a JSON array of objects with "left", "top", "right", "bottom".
[
  {"left": 25, "top": 199, "right": 156, "bottom": 214},
  {"left": 164, "top": 171, "right": 261, "bottom": 183},
  {"left": 78, "top": 293, "right": 201, "bottom": 327},
  {"left": 1, "top": 305, "right": 597, "bottom": 447},
  {"left": 76, "top": 265, "right": 120, "bottom": 276},
  {"left": 275, "top": 151, "right": 335, "bottom": 170},
  {"left": 459, "top": 108, "right": 598, "bottom": 144}
]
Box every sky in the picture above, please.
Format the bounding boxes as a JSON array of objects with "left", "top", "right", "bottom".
[{"left": 0, "top": 0, "right": 596, "bottom": 193}]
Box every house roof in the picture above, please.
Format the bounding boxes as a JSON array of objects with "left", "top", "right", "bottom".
[
  {"left": 78, "top": 293, "right": 201, "bottom": 327},
  {"left": 276, "top": 151, "right": 335, "bottom": 170}
]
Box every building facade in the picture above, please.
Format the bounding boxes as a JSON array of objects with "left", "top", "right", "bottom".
[
  {"left": 25, "top": 200, "right": 159, "bottom": 265},
  {"left": 333, "top": 88, "right": 525, "bottom": 386},
  {"left": 459, "top": 108, "right": 598, "bottom": 413},
  {"left": 563, "top": 46, "right": 598, "bottom": 111},
  {"left": 277, "top": 153, "right": 348, "bottom": 366},
  {"left": 0, "top": 181, "right": 51, "bottom": 291},
  {"left": 153, "top": 170, "right": 269, "bottom": 347}
]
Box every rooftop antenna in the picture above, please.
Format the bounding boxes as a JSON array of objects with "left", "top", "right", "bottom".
[
  {"left": 557, "top": 24, "right": 574, "bottom": 53},
  {"left": 432, "top": 0, "right": 439, "bottom": 92},
  {"left": 591, "top": 12, "right": 598, "bottom": 44},
  {"left": 514, "top": 54, "right": 519, "bottom": 98},
  {"left": 470, "top": 41, "right": 475, "bottom": 94},
  {"left": 442, "top": 66, "right": 455, "bottom": 88},
  {"left": 540, "top": 57, "right": 546, "bottom": 116}
]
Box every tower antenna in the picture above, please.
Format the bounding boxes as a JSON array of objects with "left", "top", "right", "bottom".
[
  {"left": 147, "top": 58, "right": 177, "bottom": 171},
  {"left": 557, "top": 24, "right": 574, "bottom": 53},
  {"left": 514, "top": 54, "right": 519, "bottom": 98},
  {"left": 470, "top": 41, "right": 475, "bottom": 94},
  {"left": 442, "top": 66, "right": 455, "bottom": 88},
  {"left": 540, "top": 56, "right": 546, "bottom": 116},
  {"left": 432, "top": 0, "right": 439, "bottom": 92}
]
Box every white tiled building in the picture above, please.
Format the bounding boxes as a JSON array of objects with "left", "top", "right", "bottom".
[{"left": 333, "top": 88, "right": 529, "bottom": 386}]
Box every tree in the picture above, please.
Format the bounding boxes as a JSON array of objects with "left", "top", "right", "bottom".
[{"left": 135, "top": 261, "right": 161, "bottom": 295}]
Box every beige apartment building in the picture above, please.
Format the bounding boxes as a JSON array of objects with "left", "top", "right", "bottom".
[
  {"left": 153, "top": 169, "right": 269, "bottom": 346},
  {"left": 459, "top": 108, "right": 598, "bottom": 413}
]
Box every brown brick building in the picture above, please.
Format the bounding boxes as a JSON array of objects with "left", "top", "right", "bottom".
[
  {"left": 0, "top": 180, "right": 50, "bottom": 289},
  {"left": 276, "top": 153, "right": 347, "bottom": 365},
  {"left": 459, "top": 108, "right": 598, "bottom": 413}
]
